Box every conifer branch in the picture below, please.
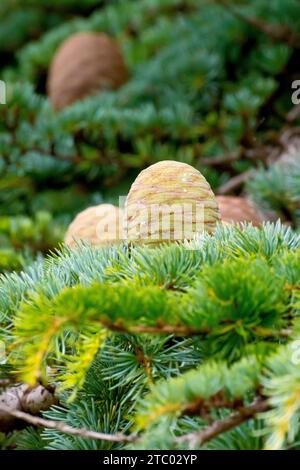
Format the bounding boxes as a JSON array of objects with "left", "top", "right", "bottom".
[
  {"left": 0, "top": 404, "right": 137, "bottom": 443},
  {"left": 217, "top": 170, "right": 254, "bottom": 195},
  {"left": 0, "top": 396, "right": 271, "bottom": 448},
  {"left": 214, "top": 0, "right": 299, "bottom": 47},
  {"left": 175, "top": 398, "right": 270, "bottom": 448},
  {"left": 100, "top": 320, "right": 210, "bottom": 336},
  {"left": 101, "top": 320, "right": 291, "bottom": 338}
]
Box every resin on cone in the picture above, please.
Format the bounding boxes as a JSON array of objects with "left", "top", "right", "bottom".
[
  {"left": 47, "top": 32, "right": 128, "bottom": 111},
  {"left": 124, "top": 161, "right": 220, "bottom": 245},
  {"left": 216, "top": 196, "right": 264, "bottom": 226},
  {"left": 65, "top": 204, "right": 123, "bottom": 248}
]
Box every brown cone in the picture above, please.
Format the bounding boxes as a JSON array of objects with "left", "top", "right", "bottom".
[
  {"left": 216, "top": 196, "right": 264, "bottom": 226},
  {"left": 65, "top": 203, "right": 123, "bottom": 248},
  {"left": 47, "top": 32, "right": 128, "bottom": 111},
  {"left": 0, "top": 384, "right": 57, "bottom": 432},
  {"left": 124, "top": 161, "right": 220, "bottom": 246}
]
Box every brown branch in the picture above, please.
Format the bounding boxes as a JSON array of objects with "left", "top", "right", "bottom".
[
  {"left": 200, "top": 153, "right": 239, "bottom": 167},
  {"left": 175, "top": 398, "right": 270, "bottom": 448},
  {"left": 200, "top": 147, "right": 271, "bottom": 168},
  {"left": 201, "top": 109, "right": 300, "bottom": 190},
  {"left": 130, "top": 325, "right": 210, "bottom": 335},
  {"left": 135, "top": 346, "right": 153, "bottom": 384},
  {"left": 183, "top": 391, "right": 244, "bottom": 420},
  {"left": 100, "top": 319, "right": 210, "bottom": 336},
  {"left": 254, "top": 326, "right": 292, "bottom": 338},
  {"left": 0, "top": 395, "right": 269, "bottom": 447},
  {"left": 0, "top": 379, "right": 14, "bottom": 388},
  {"left": 100, "top": 319, "right": 291, "bottom": 338},
  {"left": 217, "top": 170, "right": 254, "bottom": 195},
  {"left": 278, "top": 126, "right": 300, "bottom": 148},
  {"left": 285, "top": 106, "right": 300, "bottom": 124},
  {"left": 0, "top": 404, "right": 137, "bottom": 443},
  {"left": 214, "top": 0, "right": 299, "bottom": 47}
]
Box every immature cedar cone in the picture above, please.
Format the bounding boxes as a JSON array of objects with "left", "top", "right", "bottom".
[
  {"left": 124, "top": 160, "right": 220, "bottom": 245},
  {"left": 47, "top": 32, "right": 128, "bottom": 111},
  {"left": 65, "top": 204, "right": 123, "bottom": 248},
  {"left": 0, "top": 384, "right": 57, "bottom": 432},
  {"left": 216, "top": 196, "right": 264, "bottom": 226}
]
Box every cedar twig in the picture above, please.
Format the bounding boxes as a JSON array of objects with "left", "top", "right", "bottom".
[
  {"left": 175, "top": 398, "right": 270, "bottom": 449},
  {"left": 0, "top": 398, "right": 269, "bottom": 447},
  {"left": 214, "top": 0, "right": 299, "bottom": 47},
  {"left": 200, "top": 153, "right": 239, "bottom": 167},
  {"left": 0, "top": 404, "right": 137, "bottom": 443},
  {"left": 131, "top": 324, "right": 291, "bottom": 337},
  {"left": 285, "top": 105, "right": 300, "bottom": 124},
  {"left": 100, "top": 320, "right": 209, "bottom": 336},
  {"left": 217, "top": 170, "right": 254, "bottom": 195},
  {"left": 200, "top": 148, "right": 270, "bottom": 168},
  {"left": 0, "top": 379, "right": 14, "bottom": 387},
  {"left": 130, "top": 325, "right": 210, "bottom": 335},
  {"left": 100, "top": 320, "right": 291, "bottom": 338}
]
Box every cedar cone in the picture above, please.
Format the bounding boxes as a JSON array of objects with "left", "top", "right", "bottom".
[
  {"left": 124, "top": 160, "right": 220, "bottom": 246},
  {"left": 65, "top": 203, "right": 124, "bottom": 248},
  {"left": 0, "top": 384, "right": 57, "bottom": 432},
  {"left": 47, "top": 32, "right": 128, "bottom": 111},
  {"left": 216, "top": 196, "right": 264, "bottom": 226}
]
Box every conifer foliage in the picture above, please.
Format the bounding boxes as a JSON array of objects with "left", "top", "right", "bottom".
[{"left": 0, "top": 0, "right": 300, "bottom": 451}]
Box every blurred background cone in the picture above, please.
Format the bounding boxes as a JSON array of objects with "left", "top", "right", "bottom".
[
  {"left": 65, "top": 203, "right": 123, "bottom": 248},
  {"left": 216, "top": 196, "right": 265, "bottom": 227},
  {"left": 47, "top": 32, "right": 128, "bottom": 111}
]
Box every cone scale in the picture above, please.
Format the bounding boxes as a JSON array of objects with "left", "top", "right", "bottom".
[{"left": 124, "top": 161, "right": 220, "bottom": 245}]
